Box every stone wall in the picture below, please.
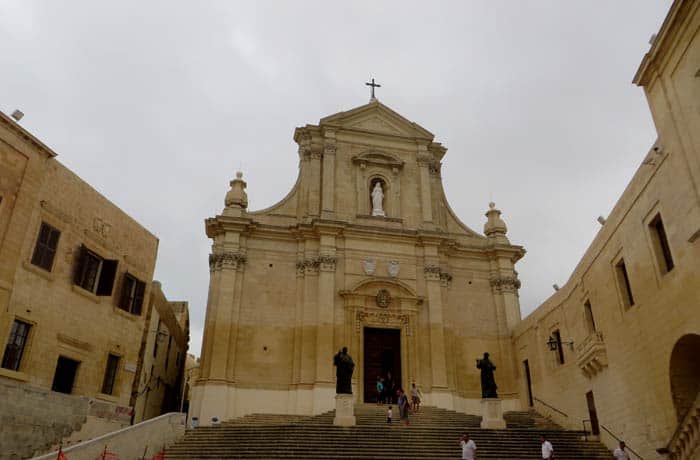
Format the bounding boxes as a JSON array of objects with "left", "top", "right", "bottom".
[
  {"left": 33, "top": 412, "right": 185, "bottom": 460},
  {"left": 514, "top": 2, "right": 700, "bottom": 458},
  {"left": 0, "top": 378, "right": 130, "bottom": 460}
]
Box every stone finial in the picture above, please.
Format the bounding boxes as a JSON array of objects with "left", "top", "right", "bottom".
[
  {"left": 484, "top": 202, "right": 509, "bottom": 243},
  {"left": 223, "top": 170, "right": 248, "bottom": 216}
]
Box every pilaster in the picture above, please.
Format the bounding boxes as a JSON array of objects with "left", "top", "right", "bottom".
[
  {"left": 417, "top": 143, "right": 433, "bottom": 224},
  {"left": 321, "top": 129, "right": 336, "bottom": 216},
  {"left": 423, "top": 244, "right": 448, "bottom": 389},
  {"left": 201, "top": 249, "right": 247, "bottom": 381}
]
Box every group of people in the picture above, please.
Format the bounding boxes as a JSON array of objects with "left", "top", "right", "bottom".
[
  {"left": 377, "top": 378, "right": 423, "bottom": 427},
  {"left": 458, "top": 433, "right": 632, "bottom": 460}
]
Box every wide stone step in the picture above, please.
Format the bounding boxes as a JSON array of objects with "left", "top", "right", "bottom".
[{"left": 167, "top": 405, "right": 609, "bottom": 459}]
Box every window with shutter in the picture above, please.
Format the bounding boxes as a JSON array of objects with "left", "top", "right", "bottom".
[
  {"left": 73, "top": 245, "right": 117, "bottom": 296},
  {"left": 119, "top": 274, "right": 146, "bottom": 315},
  {"left": 96, "top": 259, "right": 118, "bottom": 296},
  {"left": 31, "top": 223, "right": 61, "bottom": 272}
]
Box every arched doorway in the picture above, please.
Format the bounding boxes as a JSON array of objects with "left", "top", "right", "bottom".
[{"left": 669, "top": 334, "right": 700, "bottom": 421}]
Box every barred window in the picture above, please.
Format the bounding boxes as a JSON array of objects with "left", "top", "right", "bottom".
[{"left": 1, "top": 320, "right": 31, "bottom": 371}]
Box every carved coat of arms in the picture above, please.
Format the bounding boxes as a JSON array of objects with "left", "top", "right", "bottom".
[
  {"left": 387, "top": 260, "right": 400, "bottom": 277},
  {"left": 376, "top": 289, "right": 391, "bottom": 308},
  {"left": 363, "top": 258, "right": 376, "bottom": 275}
]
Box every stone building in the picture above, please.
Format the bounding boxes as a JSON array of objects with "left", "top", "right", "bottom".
[
  {"left": 133, "top": 282, "right": 189, "bottom": 423},
  {"left": 513, "top": 1, "right": 700, "bottom": 458},
  {"left": 0, "top": 111, "right": 159, "bottom": 457},
  {"left": 191, "top": 97, "right": 526, "bottom": 425}
]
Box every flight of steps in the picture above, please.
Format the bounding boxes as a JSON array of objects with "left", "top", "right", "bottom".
[{"left": 166, "top": 405, "right": 611, "bottom": 459}]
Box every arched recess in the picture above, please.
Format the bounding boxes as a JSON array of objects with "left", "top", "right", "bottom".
[
  {"left": 669, "top": 333, "right": 700, "bottom": 421},
  {"left": 352, "top": 151, "right": 403, "bottom": 218},
  {"left": 368, "top": 174, "right": 390, "bottom": 217}
]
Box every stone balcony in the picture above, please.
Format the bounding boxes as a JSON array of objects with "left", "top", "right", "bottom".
[{"left": 575, "top": 331, "right": 608, "bottom": 378}]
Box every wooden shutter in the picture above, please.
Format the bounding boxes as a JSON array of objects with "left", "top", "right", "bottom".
[
  {"left": 132, "top": 280, "right": 146, "bottom": 315},
  {"left": 96, "top": 259, "right": 118, "bottom": 296},
  {"left": 117, "top": 274, "right": 131, "bottom": 310},
  {"left": 73, "top": 245, "right": 87, "bottom": 286}
]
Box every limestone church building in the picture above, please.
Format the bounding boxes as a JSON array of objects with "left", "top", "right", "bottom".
[{"left": 191, "top": 98, "right": 526, "bottom": 424}]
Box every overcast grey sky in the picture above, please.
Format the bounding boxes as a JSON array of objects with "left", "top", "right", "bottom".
[{"left": 1, "top": 1, "right": 672, "bottom": 357}]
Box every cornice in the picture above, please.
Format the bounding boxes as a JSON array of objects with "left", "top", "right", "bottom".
[
  {"left": 633, "top": 0, "right": 691, "bottom": 86},
  {"left": 0, "top": 111, "right": 57, "bottom": 158}
]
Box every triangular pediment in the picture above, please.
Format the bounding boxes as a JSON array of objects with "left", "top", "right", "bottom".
[{"left": 320, "top": 99, "right": 434, "bottom": 140}]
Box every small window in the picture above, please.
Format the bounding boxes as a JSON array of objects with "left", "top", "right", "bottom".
[
  {"left": 649, "top": 214, "right": 674, "bottom": 274},
  {"left": 553, "top": 329, "right": 565, "bottom": 365},
  {"left": 73, "top": 245, "right": 117, "bottom": 295},
  {"left": 153, "top": 320, "right": 161, "bottom": 358},
  {"left": 584, "top": 300, "right": 597, "bottom": 333},
  {"left": 165, "top": 335, "right": 172, "bottom": 370},
  {"left": 118, "top": 274, "right": 146, "bottom": 315},
  {"left": 1, "top": 320, "right": 32, "bottom": 371},
  {"left": 615, "top": 258, "right": 635, "bottom": 308},
  {"left": 101, "top": 354, "right": 120, "bottom": 395},
  {"left": 31, "top": 222, "right": 61, "bottom": 272}
]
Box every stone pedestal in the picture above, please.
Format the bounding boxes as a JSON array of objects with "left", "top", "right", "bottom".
[
  {"left": 333, "top": 394, "right": 356, "bottom": 426},
  {"left": 480, "top": 398, "right": 506, "bottom": 429}
]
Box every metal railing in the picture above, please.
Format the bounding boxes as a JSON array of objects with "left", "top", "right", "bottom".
[
  {"left": 600, "top": 424, "right": 644, "bottom": 460},
  {"left": 533, "top": 397, "right": 568, "bottom": 418}
]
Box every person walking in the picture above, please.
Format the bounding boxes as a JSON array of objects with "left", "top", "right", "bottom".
[
  {"left": 398, "top": 388, "right": 410, "bottom": 426},
  {"left": 410, "top": 382, "right": 422, "bottom": 412},
  {"left": 540, "top": 435, "right": 554, "bottom": 459},
  {"left": 613, "top": 441, "right": 630, "bottom": 460},
  {"left": 458, "top": 432, "right": 477, "bottom": 460},
  {"left": 385, "top": 371, "right": 394, "bottom": 404},
  {"left": 376, "top": 376, "right": 384, "bottom": 405}
]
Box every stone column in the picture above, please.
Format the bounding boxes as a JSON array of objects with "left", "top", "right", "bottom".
[{"left": 321, "top": 130, "right": 336, "bottom": 216}]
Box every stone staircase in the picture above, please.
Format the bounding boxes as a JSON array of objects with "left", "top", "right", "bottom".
[{"left": 166, "top": 405, "right": 611, "bottom": 459}]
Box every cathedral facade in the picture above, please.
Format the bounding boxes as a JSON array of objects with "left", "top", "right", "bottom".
[{"left": 191, "top": 99, "right": 525, "bottom": 424}]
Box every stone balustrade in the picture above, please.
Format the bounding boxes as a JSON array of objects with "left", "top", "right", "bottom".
[{"left": 668, "top": 391, "right": 700, "bottom": 460}]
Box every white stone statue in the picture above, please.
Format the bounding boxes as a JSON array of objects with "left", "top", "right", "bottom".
[{"left": 371, "top": 182, "right": 385, "bottom": 217}]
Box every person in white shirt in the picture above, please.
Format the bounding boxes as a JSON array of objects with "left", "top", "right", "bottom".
[
  {"left": 540, "top": 435, "right": 554, "bottom": 459},
  {"left": 613, "top": 441, "right": 630, "bottom": 460},
  {"left": 459, "top": 432, "right": 477, "bottom": 460}
]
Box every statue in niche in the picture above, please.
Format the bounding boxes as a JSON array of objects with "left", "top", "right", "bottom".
[
  {"left": 476, "top": 352, "right": 498, "bottom": 398},
  {"left": 371, "top": 181, "right": 385, "bottom": 217},
  {"left": 333, "top": 347, "right": 355, "bottom": 394}
]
